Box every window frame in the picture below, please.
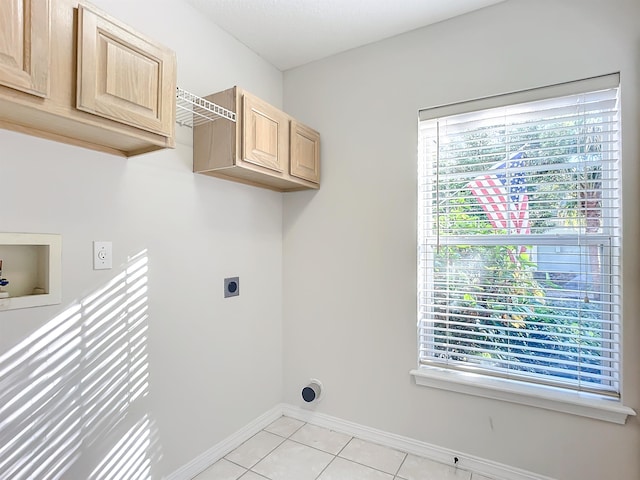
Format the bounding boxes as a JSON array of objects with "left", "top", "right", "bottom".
[{"left": 412, "top": 73, "right": 636, "bottom": 423}]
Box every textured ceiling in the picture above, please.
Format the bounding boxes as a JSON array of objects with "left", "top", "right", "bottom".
[{"left": 185, "top": 0, "right": 507, "bottom": 70}]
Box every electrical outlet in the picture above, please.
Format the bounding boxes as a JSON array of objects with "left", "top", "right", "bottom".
[
  {"left": 93, "top": 241, "right": 112, "bottom": 270},
  {"left": 224, "top": 277, "right": 239, "bottom": 298}
]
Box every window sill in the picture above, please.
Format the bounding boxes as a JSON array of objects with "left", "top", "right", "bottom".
[{"left": 410, "top": 367, "right": 636, "bottom": 424}]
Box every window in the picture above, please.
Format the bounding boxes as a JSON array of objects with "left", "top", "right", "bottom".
[{"left": 417, "top": 75, "right": 622, "bottom": 399}]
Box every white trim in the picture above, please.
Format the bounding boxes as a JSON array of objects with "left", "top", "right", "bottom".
[
  {"left": 411, "top": 367, "right": 636, "bottom": 424},
  {"left": 418, "top": 73, "right": 619, "bottom": 121},
  {"left": 164, "top": 405, "right": 283, "bottom": 480},
  {"left": 281, "top": 404, "right": 557, "bottom": 480}
]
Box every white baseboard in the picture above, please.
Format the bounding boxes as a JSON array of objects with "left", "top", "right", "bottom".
[
  {"left": 164, "top": 405, "right": 283, "bottom": 480},
  {"left": 281, "top": 404, "right": 556, "bottom": 480},
  {"left": 166, "top": 403, "right": 556, "bottom": 480}
]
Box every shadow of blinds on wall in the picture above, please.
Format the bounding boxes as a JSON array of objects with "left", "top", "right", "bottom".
[{"left": 417, "top": 74, "right": 621, "bottom": 397}]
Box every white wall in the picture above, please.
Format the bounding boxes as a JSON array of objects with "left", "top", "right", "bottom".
[
  {"left": 282, "top": 1, "right": 640, "bottom": 479},
  {"left": 0, "top": 0, "right": 284, "bottom": 477}
]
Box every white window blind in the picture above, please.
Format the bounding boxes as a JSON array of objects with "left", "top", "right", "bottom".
[{"left": 417, "top": 74, "right": 621, "bottom": 397}]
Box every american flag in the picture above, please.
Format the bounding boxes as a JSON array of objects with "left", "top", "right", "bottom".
[{"left": 467, "top": 150, "right": 530, "bottom": 236}]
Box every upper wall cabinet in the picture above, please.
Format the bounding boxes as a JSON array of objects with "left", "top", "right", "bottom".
[
  {"left": 290, "top": 120, "right": 320, "bottom": 184},
  {"left": 193, "top": 86, "right": 320, "bottom": 192},
  {"left": 76, "top": 4, "right": 175, "bottom": 138},
  {"left": 0, "top": 0, "right": 50, "bottom": 97},
  {"left": 241, "top": 93, "right": 289, "bottom": 174},
  {"left": 0, "top": 0, "right": 176, "bottom": 157}
]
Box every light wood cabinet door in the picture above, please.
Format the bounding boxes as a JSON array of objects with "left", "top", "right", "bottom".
[
  {"left": 193, "top": 86, "right": 319, "bottom": 191},
  {"left": 76, "top": 3, "right": 176, "bottom": 138},
  {"left": 0, "top": 0, "right": 50, "bottom": 97},
  {"left": 290, "top": 120, "right": 320, "bottom": 184},
  {"left": 242, "top": 92, "right": 288, "bottom": 173}
]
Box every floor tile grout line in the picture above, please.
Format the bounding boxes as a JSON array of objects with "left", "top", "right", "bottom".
[
  {"left": 334, "top": 435, "right": 353, "bottom": 457},
  {"left": 334, "top": 455, "right": 407, "bottom": 477},
  {"left": 313, "top": 453, "right": 339, "bottom": 480},
  {"left": 281, "top": 416, "right": 479, "bottom": 479},
  {"left": 337, "top": 437, "right": 409, "bottom": 477},
  {"left": 222, "top": 457, "right": 250, "bottom": 471},
  {"left": 394, "top": 451, "right": 409, "bottom": 477},
  {"left": 213, "top": 456, "right": 250, "bottom": 478},
  {"left": 245, "top": 423, "right": 347, "bottom": 480},
  {"left": 220, "top": 418, "right": 485, "bottom": 480},
  {"left": 263, "top": 417, "right": 307, "bottom": 440},
  {"left": 247, "top": 435, "right": 287, "bottom": 470},
  {"left": 225, "top": 428, "right": 285, "bottom": 461},
  {"left": 258, "top": 423, "right": 412, "bottom": 479},
  {"left": 257, "top": 422, "right": 351, "bottom": 480},
  {"left": 243, "top": 468, "right": 270, "bottom": 480},
  {"left": 223, "top": 431, "right": 286, "bottom": 472},
  {"left": 277, "top": 431, "right": 354, "bottom": 457}
]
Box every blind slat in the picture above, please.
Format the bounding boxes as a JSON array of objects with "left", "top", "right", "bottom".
[{"left": 421, "top": 342, "right": 619, "bottom": 375}]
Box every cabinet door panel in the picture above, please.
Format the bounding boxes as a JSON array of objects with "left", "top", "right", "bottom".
[
  {"left": 242, "top": 93, "right": 287, "bottom": 172},
  {"left": 290, "top": 120, "right": 320, "bottom": 183},
  {"left": 0, "top": 0, "right": 50, "bottom": 97},
  {"left": 76, "top": 4, "right": 176, "bottom": 137}
]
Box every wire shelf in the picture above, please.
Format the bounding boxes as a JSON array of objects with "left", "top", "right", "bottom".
[{"left": 176, "top": 87, "right": 236, "bottom": 128}]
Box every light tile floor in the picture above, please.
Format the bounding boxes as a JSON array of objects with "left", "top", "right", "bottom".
[{"left": 193, "top": 416, "right": 496, "bottom": 480}]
